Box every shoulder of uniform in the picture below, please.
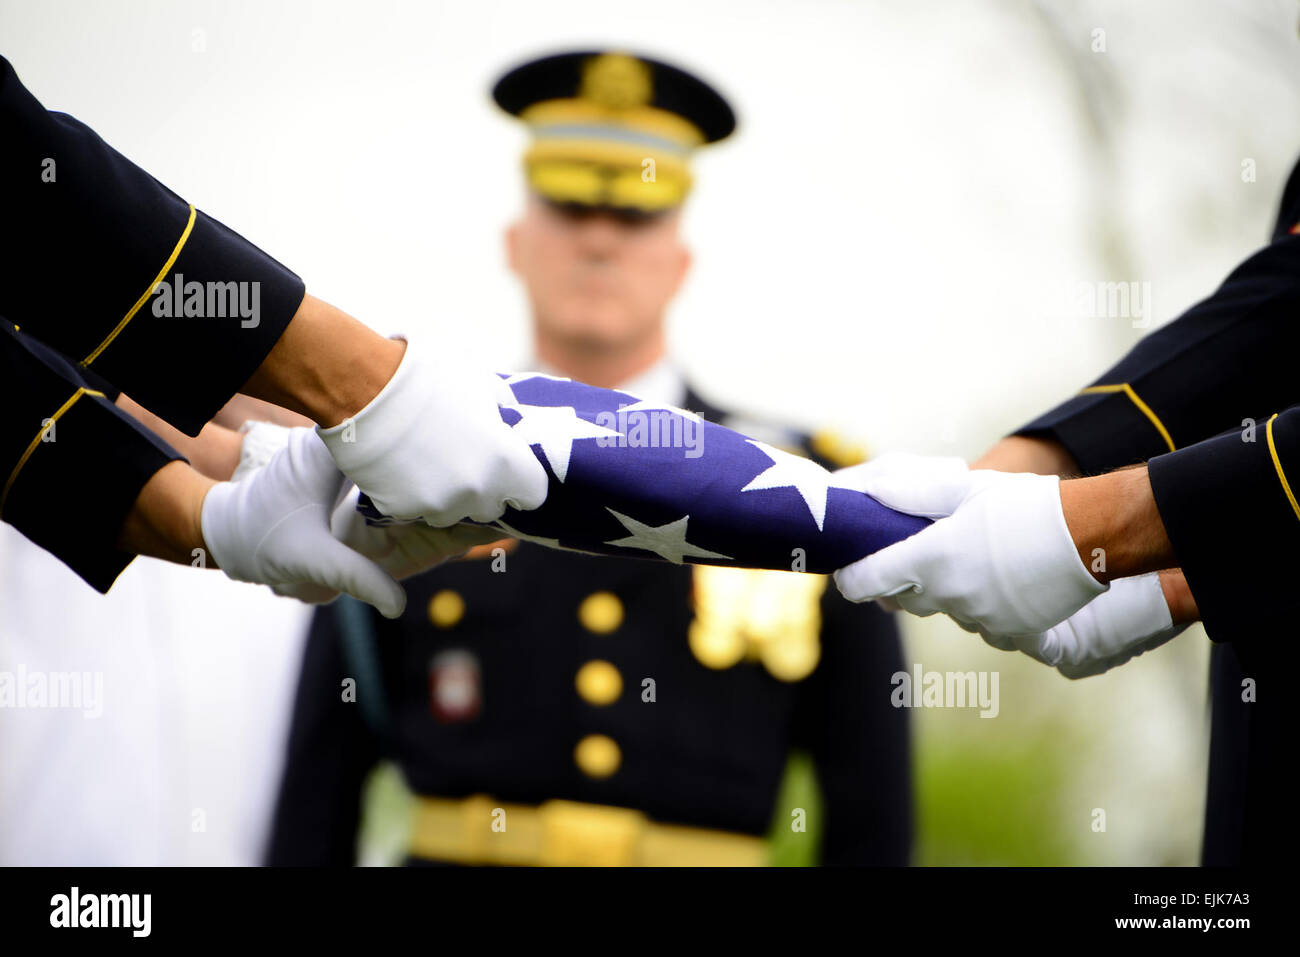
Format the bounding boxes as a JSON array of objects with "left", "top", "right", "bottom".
[
  {"left": 717, "top": 412, "right": 869, "bottom": 469},
  {"left": 689, "top": 387, "right": 870, "bottom": 468},
  {"left": 803, "top": 428, "right": 870, "bottom": 469}
]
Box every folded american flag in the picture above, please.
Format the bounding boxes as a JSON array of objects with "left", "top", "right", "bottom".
[{"left": 359, "top": 373, "right": 929, "bottom": 574}]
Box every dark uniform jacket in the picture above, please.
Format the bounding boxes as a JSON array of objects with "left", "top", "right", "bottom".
[
  {"left": 266, "top": 391, "right": 913, "bottom": 866},
  {"left": 0, "top": 56, "right": 305, "bottom": 589},
  {"left": 1016, "top": 156, "right": 1300, "bottom": 866}
]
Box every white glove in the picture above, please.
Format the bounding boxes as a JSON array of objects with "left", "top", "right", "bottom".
[
  {"left": 273, "top": 488, "right": 504, "bottom": 605},
  {"left": 1003, "top": 572, "right": 1187, "bottom": 679},
  {"left": 230, "top": 420, "right": 294, "bottom": 482},
  {"left": 200, "top": 428, "right": 406, "bottom": 618},
  {"left": 317, "top": 339, "right": 548, "bottom": 526},
  {"left": 832, "top": 452, "right": 1106, "bottom": 636},
  {"left": 332, "top": 488, "right": 504, "bottom": 576},
  {"left": 226, "top": 422, "right": 502, "bottom": 606}
]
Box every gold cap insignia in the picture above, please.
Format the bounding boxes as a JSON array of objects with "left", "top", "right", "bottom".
[{"left": 580, "top": 53, "right": 652, "bottom": 110}]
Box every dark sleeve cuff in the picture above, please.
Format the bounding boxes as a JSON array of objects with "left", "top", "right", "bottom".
[
  {"left": 1013, "top": 234, "right": 1300, "bottom": 473},
  {"left": 83, "top": 209, "right": 306, "bottom": 436},
  {"left": 1147, "top": 408, "right": 1300, "bottom": 644},
  {"left": 1016, "top": 388, "right": 1175, "bottom": 475},
  {"left": 0, "top": 56, "right": 305, "bottom": 436},
  {"left": 1, "top": 325, "right": 183, "bottom": 592},
  {"left": 3, "top": 393, "right": 182, "bottom": 592}
]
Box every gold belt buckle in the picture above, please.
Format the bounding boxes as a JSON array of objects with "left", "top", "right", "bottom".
[{"left": 538, "top": 800, "right": 646, "bottom": 866}]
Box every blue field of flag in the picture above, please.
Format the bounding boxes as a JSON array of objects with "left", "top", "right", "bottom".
[{"left": 359, "top": 372, "right": 928, "bottom": 574}]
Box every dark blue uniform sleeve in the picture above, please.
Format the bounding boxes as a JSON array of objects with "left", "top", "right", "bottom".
[
  {"left": 1147, "top": 409, "right": 1295, "bottom": 865},
  {"left": 1014, "top": 234, "right": 1300, "bottom": 473},
  {"left": 1010, "top": 158, "right": 1300, "bottom": 652},
  {"left": 1147, "top": 406, "right": 1300, "bottom": 646},
  {"left": 0, "top": 320, "right": 183, "bottom": 591},
  {"left": 0, "top": 55, "right": 306, "bottom": 437}
]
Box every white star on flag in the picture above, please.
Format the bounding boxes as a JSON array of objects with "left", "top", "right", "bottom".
[
  {"left": 508, "top": 404, "right": 622, "bottom": 482},
  {"left": 739, "top": 440, "right": 851, "bottom": 532},
  {"left": 604, "top": 509, "right": 732, "bottom": 565}
]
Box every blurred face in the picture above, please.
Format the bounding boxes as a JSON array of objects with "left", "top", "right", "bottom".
[{"left": 507, "top": 195, "right": 691, "bottom": 354}]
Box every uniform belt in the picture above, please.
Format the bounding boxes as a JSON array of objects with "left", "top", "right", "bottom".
[{"left": 410, "top": 794, "right": 767, "bottom": 867}]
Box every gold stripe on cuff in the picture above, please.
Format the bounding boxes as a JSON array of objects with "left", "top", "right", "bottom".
[
  {"left": 82, "top": 203, "right": 197, "bottom": 366},
  {"left": 1, "top": 387, "right": 106, "bottom": 515},
  {"left": 1265, "top": 413, "right": 1300, "bottom": 523},
  {"left": 1079, "top": 383, "right": 1175, "bottom": 453}
]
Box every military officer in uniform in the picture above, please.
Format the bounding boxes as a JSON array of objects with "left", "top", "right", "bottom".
[{"left": 266, "top": 51, "right": 913, "bottom": 867}]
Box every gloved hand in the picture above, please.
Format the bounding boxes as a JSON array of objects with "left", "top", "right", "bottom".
[
  {"left": 998, "top": 572, "right": 1188, "bottom": 679},
  {"left": 228, "top": 421, "right": 503, "bottom": 607},
  {"left": 317, "top": 339, "right": 548, "bottom": 526},
  {"left": 832, "top": 453, "right": 1106, "bottom": 636},
  {"left": 275, "top": 487, "right": 505, "bottom": 605},
  {"left": 200, "top": 427, "right": 406, "bottom": 617},
  {"left": 230, "top": 419, "right": 296, "bottom": 482}
]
